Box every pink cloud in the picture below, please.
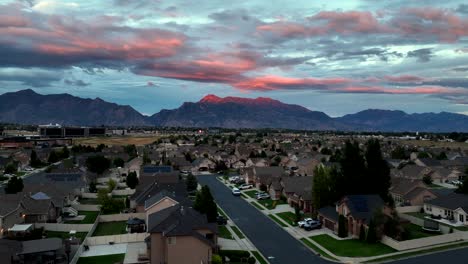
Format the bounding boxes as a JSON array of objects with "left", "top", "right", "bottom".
[
  {"left": 233, "top": 75, "right": 352, "bottom": 91},
  {"left": 383, "top": 75, "right": 429, "bottom": 83},
  {"left": 309, "top": 11, "right": 391, "bottom": 34}
]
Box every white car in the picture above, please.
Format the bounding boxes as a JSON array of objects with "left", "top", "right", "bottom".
[
  {"left": 297, "top": 218, "right": 315, "bottom": 228},
  {"left": 451, "top": 180, "right": 463, "bottom": 186},
  {"left": 238, "top": 184, "right": 253, "bottom": 190},
  {"left": 232, "top": 188, "right": 241, "bottom": 196}
]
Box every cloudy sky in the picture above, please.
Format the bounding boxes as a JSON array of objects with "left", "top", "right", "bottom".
[{"left": 1, "top": 0, "right": 468, "bottom": 116}]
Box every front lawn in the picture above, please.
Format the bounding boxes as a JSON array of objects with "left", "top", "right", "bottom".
[
  {"left": 276, "top": 212, "right": 298, "bottom": 226},
  {"left": 404, "top": 223, "right": 441, "bottom": 240},
  {"left": 251, "top": 251, "right": 268, "bottom": 264},
  {"left": 244, "top": 190, "right": 258, "bottom": 199},
  {"left": 64, "top": 211, "right": 99, "bottom": 224},
  {"left": 268, "top": 214, "right": 288, "bottom": 227},
  {"left": 218, "top": 225, "right": 234, "bottom": 240},
  {"left": 309, "top": 234, "right": 396, "bottom": 257},
  {"left": 230, "top": 226, "right": 245, "bottom": 239},
  {"left": 217, "top": 207, "right": 228, "bottom": 218},
  {"left": 257, "top": 199, "right": 285, "bottom": 210},
  {"left": 300, "top": 238, "right": 338, "bottom": 261},
  {"left": 77, "top": 254, "right": 125, "bottom": 264},
  {"left": 45, "top": 231, "right": 88, "bottom": 242},
  {"left": 92, "top": 221, "right": 127, "bottom": 236}
]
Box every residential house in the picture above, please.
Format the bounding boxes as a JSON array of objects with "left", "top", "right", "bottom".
[
  {"left": 296, "top": 158, "right": 320, "bottom": 176},
  {"left": 131, "top": 181, "right": 188, "bottom": 213},
  {"left": 281, "top": 176, "right": 313, "bottom": 212},
  {"left": 0, "top": 194, "right": 26, "bottom": 236},
  {"left": 191, "top": 158, "right": 215, "bottom": 172},
  {"left": 146, "top": 205, "right": 218, "bottom": 264},
  {"left": 424, "top": 193, "right": 468, "bottom": 226},
  {"left": 318, "top": 195, "right": 385, "bottom": 237},
  {"left": 389, "top": 178, "right": 437, "bottom": 206}
]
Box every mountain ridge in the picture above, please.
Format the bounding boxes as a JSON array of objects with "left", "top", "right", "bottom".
[{"left": 1, "top": 89, "right": 467, "bottom": 132}]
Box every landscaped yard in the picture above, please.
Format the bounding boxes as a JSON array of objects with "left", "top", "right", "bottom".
[
  {"left": 218, "top": 225, "right": 234, "bottom": 240},
  {"left": 300, "top": 238, "right": 338, "bottom": 261},
  {"left": 45, "top": 231, "right": 88, "bottom": 242},
  {"left": 404, "top": 223, "right": 441, "bottom": 240},
  {"left": 309, "top": 234, "right": 396, "bottom": 257},
  {"left": 77, "top": 254, "right": 125, "bottom": 264},
  {"left": 92, "top": 221, "right": 127, "bottom": 236},
  {"left": 64, "top": 211, "right": 99, "bottom": 224},
  {"left": 268, "top": 214, "right": 288, "bottom": 227},
  {"left": 276, "top": 212, "right": 298, "bottom": 226},
  {"left": 250, "top": 201, "right": 265, "bottom": 210},
  {"left": 230, "top": 226, "right": 245, "bottom": 239},
  {"left": 244, "top": 190, "right": 258, "bottom": 199}
]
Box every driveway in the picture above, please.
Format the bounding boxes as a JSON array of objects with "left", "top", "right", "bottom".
[{"left": 198, "top": 175, "right": 330, "bottom": 264}]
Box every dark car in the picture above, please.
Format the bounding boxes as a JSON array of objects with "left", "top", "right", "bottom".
[{"left": 217, "top": 216, "right": 228, "bottom": 225}]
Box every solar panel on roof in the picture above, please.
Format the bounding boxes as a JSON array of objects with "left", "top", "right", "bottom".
[{"left": 143, "top": 166, "right": 172, "bottom": 173}]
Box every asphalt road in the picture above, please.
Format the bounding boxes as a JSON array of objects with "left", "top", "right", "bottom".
[
  {"left": 198, "top": 175, "right": 330, "bottom": 264},
  {"left": 391, "top": 247, "right": 468, "bottom": 264}
]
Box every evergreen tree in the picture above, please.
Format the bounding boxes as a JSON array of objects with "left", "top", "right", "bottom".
[
  {"left": 113, "top": 158, "right": 125, "bottom": 167},
  {"left": 340, "top": 140, "right": 366, "bottom": 194},
  {"left": 60, "top": 146, "right": 70, "bottom": 159},
  {"left": 86, "top": 155, "right": 111, "bottom": 175},
  {"left": 338, "top": 215, "right": 347, "bottom": 238},
  {"left": 366, "top": 219, "right": 377, "bottom": 243},
  {"left": 5, "top": 176, "right": 24, "bottom": 194},
  {"left": 365, "top": 139, "right": 391, "bottom": 201},
  {"left": 30, "top": 150, "right": 42, "bottom": 168},
  {"left": 48, "top": 151, "right": 60, "bottom": 163},
  {"left": 126, "top": 171, "right": 139, "bottom": 189},
  {"left": 186, "top": 174, "right": 198, "bottom": 193},
  {"left": 359, "top": 224, "right": 366, "bottom": 241},
  {"left": 193, "top": 185, "right": 218, "bottom": 223}
]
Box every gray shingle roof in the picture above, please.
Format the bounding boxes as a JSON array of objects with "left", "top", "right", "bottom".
[{"left": 426, "top": 193, "right": 468, "bottom": 212}]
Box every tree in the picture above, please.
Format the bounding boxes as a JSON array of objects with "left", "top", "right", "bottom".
[
  {"left": 142, "top": 151, "right": 151, "bottom": 164},
  {"left": 126, "top": 171, "right": 139, "bottom": 189},
  {"left": 113, "top": 158, "right": 125, "bottom": 168},
  {"left": 391, "top": 146, "right": 409, "bottom": 160},
  {"left": 5, "top": 176, "right": 24, "bottom": 194},
  {"left": 423, "top": 174, "right": 433, "bottom": 185},
  {"left": 294, "top": 206, "right": 302, "bottom": 222},
  {"left": 366, "top": 219, "right": 377, "bottom": 243},
  {"left": 259, "top": 184, "right": 268, "bottom": 192},
  {"left": 193, "top": 185, "right": 218, "bottom": 223},
  {"left": 48, "top": 151, "right": 60, "bottom": 164},
  {"left": 359, "top": 224, "right": 366, "bottom": 241},
  {"left": 436, "top": 152, "right": 447, "bottom": 160},
  {"left": 456, "top": 175, "right": 468, "bottom": 194},
  {"left": 340, "top": 140, "right": 367, "bottom": 194},
  {"left": 4, "top": 162, "right": 17, "bottom": 174},
  {"left": 338, "top": 215, "right": 347, "bottom": 238},
  {"left": 365, "top": 139, "right": 391, "bottom": 201},
  {"left": 186, "top": 174, "right": 198, "bottom": 193},
  {"left": 417, "top": 152, "right": 430, "bottom": 159},
  {"left": 312, "top": 166, "right": 332, "bottom": 210},
  {"left": 86, "top": 155, "right": 111, "bottom": 175},
  {"left": 107, "top": 179, "right": 116, "bottom": 191},
  {"left": 89, "top": 181, "right": 97, "bottom": 193},
  {"left": 30, "top": 150, "right": 42, "bottom": 168},
  {"left": 60, "top": 146, "right": 70, "bottom": 159}
]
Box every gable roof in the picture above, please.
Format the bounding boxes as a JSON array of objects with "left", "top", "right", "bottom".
[
  {"left": 341, "top": 195, "right": 384, "bottom": 223},
  {"left": 426, "top": 192, "right": 468, "bottom": 212}
]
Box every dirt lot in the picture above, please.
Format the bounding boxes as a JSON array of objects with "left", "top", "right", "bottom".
[
  {"left": 73, "top": 135, "right": 161, "bottom": 146},
  {"left": 398, "top": 139, "right": 468, "bottom": 150}
]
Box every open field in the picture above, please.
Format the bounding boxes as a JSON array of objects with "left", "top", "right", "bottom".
[
  {"left": 400, "top": 139, "right": 468, "bottom": 150},
  {"left": 73, "top": 136, "right": 161, "bottom": 146}
]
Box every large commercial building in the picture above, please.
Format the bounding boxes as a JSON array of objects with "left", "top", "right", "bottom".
[{"left": 38, "top": 125, "right": 106, "bottom": 138}]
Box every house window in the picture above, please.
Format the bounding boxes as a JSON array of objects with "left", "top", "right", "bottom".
[
  {"left": 167, "top": 237, "right": 176, "bottom": 245},
  {"left": 426, "top": 205, "right": 432, "bottom": 212},
  {"left": 460, "top": 214, "right": 465, "bottom": 223}
]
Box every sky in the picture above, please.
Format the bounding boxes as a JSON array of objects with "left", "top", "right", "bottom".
[{"left": 0, "top": 0, "right": 468, "bottom": 117}]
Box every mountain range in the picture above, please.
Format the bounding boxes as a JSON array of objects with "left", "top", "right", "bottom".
[{"left": 1, "top": 89, "right": 468, "bottom": 132}]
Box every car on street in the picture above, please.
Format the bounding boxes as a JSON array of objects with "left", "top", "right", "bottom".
[
  {"left": 256, "top": 193, "right": 270, "bottom": 200},
  {"left": 232, "top": 188, "right": 241, "bottom": 196},
  {"left": 217, "top": 215, "right": 228, "bottom": 225},
  {"left": 303, "top": 221, "right": 322, "bottom": 231},
  {"left": 238, "top": 184, "right": 253, "bottom": 190}
]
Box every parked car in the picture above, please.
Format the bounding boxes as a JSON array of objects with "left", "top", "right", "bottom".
[
  {"left": 238, "top": 184, "right": 253, "bottom": 190},
  {"left": 256, "top": 193, "right": 270, "bottom": 200},
  {"left": 303, "top": 221, "right": 322, "bottom": 231},
  {"left": 297, "top": 218, "right": 314, "bottom": 228},
  {"left": 217, "top": 215, "right": 227, "bottom": 225},
  {"left": 232, "top": 188, "right": 241, "bottom": 196},
  {"left": 229, "top": 176, "right": 240, "bottom": 183},
  {"left": 451, "top": 180, "right": 462, "bottom": 186}
]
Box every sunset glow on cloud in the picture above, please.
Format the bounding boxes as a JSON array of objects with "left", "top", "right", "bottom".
[{"left": 0, "top": 0, "right": 467, "bottom": 116}]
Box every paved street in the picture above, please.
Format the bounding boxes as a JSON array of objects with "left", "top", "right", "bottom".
[
  {"left": 391, "top": 247, "right": 468, "bottom": 264},
  {"left": 198, "top": 175, "right": 330, "bottom": 264}
]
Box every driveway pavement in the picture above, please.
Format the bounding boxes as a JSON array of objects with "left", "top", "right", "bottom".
[{"left": 198, "top": 175, "right": 330, "bottom": 264}]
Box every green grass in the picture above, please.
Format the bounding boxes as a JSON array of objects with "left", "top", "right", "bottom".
[
  {"left": 251, "top": 251, "right": 268, "bottom": 264},
  {"left": 300, "top": 238, "right": 339, "bottom": 261},
  {"left": 15, "top": 171, "right": 26, "bottom": 177},
  {"left": 92, "top": 221, "right": 127, "bottom": 236},
  {"left": 364, "top": 242, "right": 468, "bottom": 263},
  {"left": 258, "top": 199, "right": 285, "bottom": 210},
  {"left": 77, "top": 254, "right": 125, "bottom": 264},
  {"left": 404, "top": 223, "right": 441, "bottom": 240},
  {"left": 309, "top": 234, "right": 396, "bottom": 257},
  {"left": 64, "top": 211, "right": 99, "bottom": 224},
  {"left": 276, "top": 212, "right": 298, "bottom": 226},
  {"left": 45, "top": 231, "right": 88, "bottom": 242},
  {"left": 268, "top": 214, "right": 288, "bottom": 227},
  {"left": 218, "top": 225, "right": 234, "bottom": 240},
  {"left": 230, "top": 226, "right": 245, "bottom": 239},
  {"left": 244, "top": 190, "right": 258, "bottom": 199},
  {"left": 250, "top": 201, "right": 265, "bottom": 210}
]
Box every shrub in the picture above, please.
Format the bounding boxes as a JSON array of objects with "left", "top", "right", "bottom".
[
  {"left": 211, "top": 254, "right": 222, "bottom": 264},
  {"left": 338, "top": 215, "right": 347, "bottom": 238}
]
